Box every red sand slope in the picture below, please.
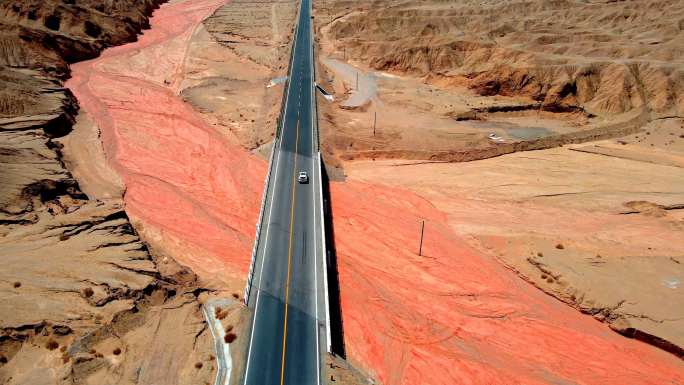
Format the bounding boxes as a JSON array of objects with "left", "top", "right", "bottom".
[
  {"left": 66, "top": 0, "right": 266, "bottom": 285},
  {"left": 331, "top": 181, "right": 684, "bottom": 385}
]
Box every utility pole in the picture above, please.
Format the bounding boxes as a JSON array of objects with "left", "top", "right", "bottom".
[
  {"left": 373, "top": 111, "right": 376, "bottom": 136},
  {"left": 418, "top": 220, "right": 425, "bottom": 256},
  {"left": 537, "top": 103, "right": 542, "bottom": 121}
]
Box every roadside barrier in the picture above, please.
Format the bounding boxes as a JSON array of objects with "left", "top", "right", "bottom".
[{"left": 317, "top": 152, "right": 331, "bottom": 353}]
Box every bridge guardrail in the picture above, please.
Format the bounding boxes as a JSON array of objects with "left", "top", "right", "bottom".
[{"left": 309, "top": 1, "right": 331, "bottom": 354}]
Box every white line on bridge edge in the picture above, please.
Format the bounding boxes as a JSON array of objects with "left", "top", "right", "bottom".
[{"left": 308, "top": 0, "right": 322, "bottom": 383}]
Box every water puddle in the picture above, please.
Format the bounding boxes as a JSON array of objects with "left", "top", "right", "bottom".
[{"left": 459, "top": 120, "right": 555, "bottom": 140}]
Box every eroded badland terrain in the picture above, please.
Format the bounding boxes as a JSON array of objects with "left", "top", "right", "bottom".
[{"left": 0, "top": 0, "right": 683, "bottom": 384}]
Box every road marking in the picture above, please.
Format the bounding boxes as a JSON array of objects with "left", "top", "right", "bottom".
[
  {"left": 280, "top": 119, "right": 300, "bottom": 385},
  {"left": 307, "top": 6, "right": 322, "bottom": 381},
  {"left": 303, "top": 1, "right": 324, "bottom": 383},
  {"left": 244, "top": 123, "right": 283, "bottom": 384},
  {"left": 243, "top": 5, "right": 299, "bottom": 379}
]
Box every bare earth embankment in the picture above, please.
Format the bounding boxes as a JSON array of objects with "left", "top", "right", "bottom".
[{"left": 313, "top": 0, "right": 684, "bottom": 384}]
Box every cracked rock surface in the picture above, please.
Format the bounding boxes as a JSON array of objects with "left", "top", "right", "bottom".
[
  {"left": 525, "top": 253, "right": 684, "bottom": 357},
  {"left": 0, "top": 200, "right": 155, "bottom": 329}
]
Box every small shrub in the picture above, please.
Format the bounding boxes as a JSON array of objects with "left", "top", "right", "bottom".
[
  {"left": 541, "top": 274, "right": 547, "bottom": 280},
  {"left": 13, "top": 281, "right": 21, "bottom": 288},
  {"left": 113, "top": 348, "right": 121, "bottom": 355},
  {"left": 537, "top": 252, "right": 543, "bottom": 257},
  {"left": 46, "top": 339, "right": 59, "bottom": 350},
  {"left": 82, "top": 287, "right": 94, "bottom": 298},
  {"left": 224, "top": 333, "right": 237, "bottom": 343},
  {"left": 225, "top": 325, "right": 234, "bottom": 332},
  {"left": 60, "top": 346, "right": 66, "bottom": 352},
  {"left": 89, "top": 349, "right": 97, "bottom": 355},
  {"left": 546, "top": 277, "right": 554, "bottom": 283},
  {"left": 0, "top": 355, "right": 7, "bottom": 364},
  {"left": 232, "top": 293, "right": 240, "bottom": 299},
  {"left": 555, "top": 243, "right": 564, "bottom": 250},
  {"left": 216, "top": 309, "right": 227, "bottom": 320},
  {"left": 95, "top": 353, "right": 103, "bottom": 358},
  {"left": 195, "top": 362, "right": 203, "bottom": 369}
]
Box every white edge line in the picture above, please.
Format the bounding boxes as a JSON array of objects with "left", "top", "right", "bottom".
[
  {"left": 306, "top": 4, "right": 322, "bottom": 385},
  {"left": 308, "top": 0, "right": 332, "bottom": 356},
  {"left": 308, "top": 2, "right": 328, "bottom": 385},
  {"left": 310, "top": 35, "right": 322, "bottom": 385},
  {"left": 243, "top": 4, "right": 300, "bottom": 382},
  {"left": 243, "top": 138, "right": 282, "bottom": 384}
]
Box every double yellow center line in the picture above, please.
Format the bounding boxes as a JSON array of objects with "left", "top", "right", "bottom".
[{"left": 279, "top": 118, "right": 300, "bottom": 385}]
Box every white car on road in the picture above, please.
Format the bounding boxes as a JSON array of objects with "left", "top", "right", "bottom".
[{"left": 297, "top": 171, "right": 309, "bottom": 184}]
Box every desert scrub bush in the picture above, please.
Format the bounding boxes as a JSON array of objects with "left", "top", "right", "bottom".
[
  {"left": 46, "top": 339, "right": 59, "bottom": 350},
  {"left": 224, "top": 333, "right": 237, "bottom": 343},
  {"left": 82, "top": 287, "right": 94, "bottom": 298}
]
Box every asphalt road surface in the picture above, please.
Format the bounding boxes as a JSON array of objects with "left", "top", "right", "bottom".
[{"left": 243, "top": 0, "right": 325, "bottom": 384}]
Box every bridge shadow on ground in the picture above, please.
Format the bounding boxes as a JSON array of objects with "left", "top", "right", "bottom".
[{"left": 320, "top": 158, "right": 346, "bottom": 358}]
